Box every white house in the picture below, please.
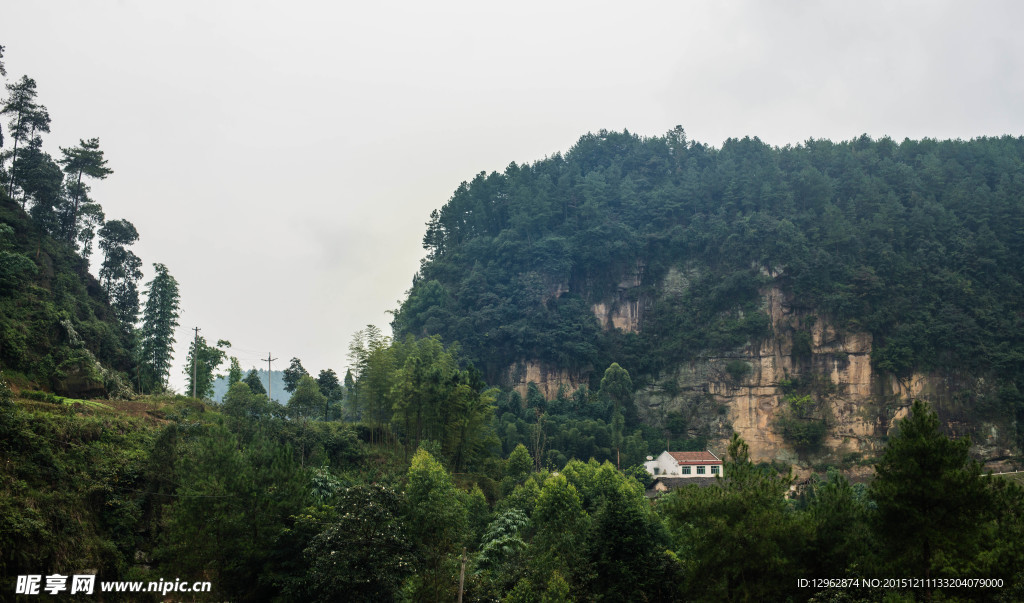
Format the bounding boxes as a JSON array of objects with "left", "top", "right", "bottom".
[{"left": 644, "top": 450, "right": 723, "bottom": 478}]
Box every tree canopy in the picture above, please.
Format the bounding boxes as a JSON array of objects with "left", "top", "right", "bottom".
[{"left": 393, "top": 130, "right": 1024, "bottom": 410}]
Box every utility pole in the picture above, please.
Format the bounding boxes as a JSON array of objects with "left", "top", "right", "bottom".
[
  {"left": 264, "top": 353, "right": 277, "bottom": 401},
  {"left": 191, "top": 327, "right": 200, "bottom": 398}
]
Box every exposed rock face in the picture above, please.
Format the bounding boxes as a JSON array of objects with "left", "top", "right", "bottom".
[
  {"left": 592, "top": 300, "right": 640, "bottom": 333},
  {"left": 591, "top": 261, "right": 644, "bottom": 333},
  {"left": 636, "top": 285, "right": 1018, "bottom": 474},
  {"left": 508, "top": 361, "right": 585, "bottom": 400},
  {"left": 519, "top": 273, "right": 1019, "bottom": 474}
]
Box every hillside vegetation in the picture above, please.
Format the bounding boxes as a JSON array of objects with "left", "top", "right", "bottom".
[
  {"left": 393, "top": 128, "right": 1024, "bottom": 445},
  {"left": 7, "top": 39, "right": 1024, "bottom": 598},
  {"left": 0, "top": 193, "right": 134, "bottom": 396},
  {"left": 4, "top": 380, "right": 1023, "bottom": 601}
]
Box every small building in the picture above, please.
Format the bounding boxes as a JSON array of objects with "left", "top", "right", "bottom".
[{"left": 644, "top": 450, "right": 723, "bottom": 479}]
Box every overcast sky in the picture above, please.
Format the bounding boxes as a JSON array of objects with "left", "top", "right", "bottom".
[{"left": 4, "top": 1, "right": 1023, "bottom": 392}]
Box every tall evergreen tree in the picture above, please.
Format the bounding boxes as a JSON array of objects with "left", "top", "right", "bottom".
[
  {"left": 139, "top": 263, "right": 180, "bottom": 390},
  {"left": 2, "top": 75, "right": 49, "bottom": 197},
  {"left": 343, "top": 368, "right": 356, "bottom": 419},
  {"left": 16, "top": 142, "right": 64, "bottom": 233},
  {"left": 870, "top": 400, "right": 997, "bottom": 584},
  {"left": 660, "top": 433, "right": 805, "bottom": 601},
  {"left": 57, "top": 138, "right": 112, "bottom": 245},
  {"left": 98, "top": 219, "right": 143, "bottom": 325},
  {"left": 530, "top": 473, "right": 591, "bottom": 588},
  {"left": 404, "top": 448, "right": 468, "bottom": 601},
  {"left": 599, "top": 362, "right": 635, "bottom": 422},
  {"left": 226, "top": 357, "right": 243, "bottom": 387},
  {"left": 243, "top": 368, "right": 267, "bottom": 395}
]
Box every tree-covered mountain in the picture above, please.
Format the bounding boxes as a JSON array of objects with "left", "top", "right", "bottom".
[
  {"left": 396, "top": 128, "right": 1024, "bottom": 380},
  {"left": 393, "top": 128, "right": 1024, "bottom": 450}
]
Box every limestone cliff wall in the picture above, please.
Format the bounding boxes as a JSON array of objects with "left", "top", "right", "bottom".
[
  {"left": 511, "top": 269, "right": 1017, "bottom": 473},
  {"left": 592, "top": 300, "right": 640, "bottom": 333},
  {"left": 591, "top": 260, "right": 645, "bottom": 333},
  {"left": 508, "top": 361, "right": 585, "bottom": 400},
  {"left": 636, "top": 285, "right": 1017, "bottom": 474}
]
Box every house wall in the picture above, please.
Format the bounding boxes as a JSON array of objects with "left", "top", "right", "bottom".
[{"left": 643, "top": 451, "right": 724, "bottom": 478}]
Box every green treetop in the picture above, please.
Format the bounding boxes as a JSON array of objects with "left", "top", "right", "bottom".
[
  {"left": 139, "top": 263, "right": 180, "bottom": 390},
  {"left": 287, "top": 374, "right": 326, "bottom": 420}
]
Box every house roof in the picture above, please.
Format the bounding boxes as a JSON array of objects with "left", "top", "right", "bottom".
[{"left": 666, "top": 451, "right": 722, "bottom": 465}]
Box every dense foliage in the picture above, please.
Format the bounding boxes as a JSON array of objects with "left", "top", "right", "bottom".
[
  {"left": 5, "top": 41, "right": 1024, "bottom": 599},
  {"left": 393, "top": 129, "right": 1024, "bottom": 399},
  {"left": 5, "top": 383, "right": 1022, "bottom": 601},
  {"left": 0, "top": 195, "right": 135, "bottom": 396},
  {"left": 1, "top": 50, "right": 177, "bottom": 398}
]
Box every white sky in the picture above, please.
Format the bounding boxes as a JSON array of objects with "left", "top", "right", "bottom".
[{"left": 4, "top": 1, "right": 1023, "bottom": 392}]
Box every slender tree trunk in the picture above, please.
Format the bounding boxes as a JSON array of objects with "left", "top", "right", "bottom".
[
  {"left": 18, "top": 123, "right": 40, "bottom": 209},
  {"left": 7, "top": 113, "right": 22, "bottom": 195},
  {"left": 66, "top": 170, "right": 83, "bottom": 243}
]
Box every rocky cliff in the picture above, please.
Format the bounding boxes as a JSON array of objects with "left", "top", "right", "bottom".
[{"left": 517, "top": 278, "right": 1020, "bottom": 475}]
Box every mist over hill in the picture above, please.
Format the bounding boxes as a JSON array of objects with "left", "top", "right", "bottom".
[{"left": 211, "top": 369, "right": 286, "bottom": 403}]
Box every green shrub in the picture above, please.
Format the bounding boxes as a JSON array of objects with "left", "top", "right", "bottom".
[{"left": 725, "top": 360, "right": 751, "bottom": 383}]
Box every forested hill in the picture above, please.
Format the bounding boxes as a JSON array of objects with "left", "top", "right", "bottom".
[
  {"left": 393, "top": 129, "right": 1024, "bottom": 391},
  {"left": 0, "top": 192, "right": 134, "bottom": 397},
  {"left": 1, "top": 50, "right": 184, "bottom": 398},
  {"left": 389, "top": 129, "right": 1024, "bottom": 464}
]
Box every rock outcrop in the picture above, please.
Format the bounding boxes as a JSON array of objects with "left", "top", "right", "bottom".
[
  {"left": 636, "top": 285, "right": 1018, "bottom": 474},
  {"left": 591, "top": 260, "right": 645, "bottom": 333},
  {"left": 508, "top": 361, "right": 585, "bottom": 400},
  {"left": 518, "top": 273, "right": 1019, "bottom": 475}
]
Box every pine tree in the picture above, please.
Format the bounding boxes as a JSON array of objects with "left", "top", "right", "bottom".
[
  {"left": 17, "top": 142, "right": 64, "bottom": 233},
  {"left": 2, "top": 75, "right": 50, "bottom": 198},
  {"left": 243, "top": 369, "right": 267, "bottom": 395},
  {"left": 870, "top": 400, "right": 996, "bottom": 583},
  {"left": 57, "top": 138, "right": 112, "bottom": 245}
]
